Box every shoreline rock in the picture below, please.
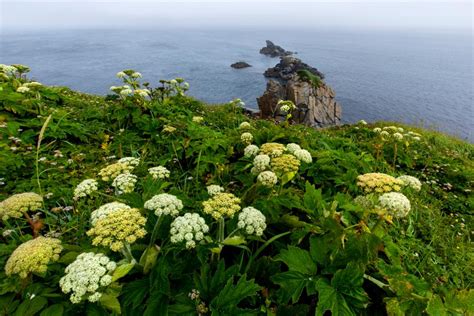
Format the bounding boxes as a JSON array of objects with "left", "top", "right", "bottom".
[
  {"left": 264, "top": 56, "right": 325, "bottom": 81},
  {"left": 259, "top": 40, "right": 293, "bottom": 58},
  {"left": 231, "top": 61, "right": 252, "bottom": 69}
]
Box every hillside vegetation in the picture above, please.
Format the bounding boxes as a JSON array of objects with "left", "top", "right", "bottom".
[{"left": 0, "top": 65, "right": 473, "bottom": 315}]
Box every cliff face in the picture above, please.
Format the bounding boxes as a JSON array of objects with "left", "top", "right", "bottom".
[{"left": 257, "top": 57, "right": 341, "bottom": 127}]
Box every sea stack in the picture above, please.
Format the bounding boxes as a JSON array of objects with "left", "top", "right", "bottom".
[
  {"left": 259, "top": 40, "right": 293, "bottom": 58},
  {"left": 257, "top": 56, "right": 341, "bottom": 127}
]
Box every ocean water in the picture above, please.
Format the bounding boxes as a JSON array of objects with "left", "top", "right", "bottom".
[{"left": 1, "top": 28, "right": 472, "bottom": 141}]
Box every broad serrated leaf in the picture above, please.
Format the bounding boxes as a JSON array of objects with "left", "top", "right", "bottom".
[
  {"left": 39, "top": 304, "right": 64, "bottom": 316},
  {"left": 211, "top": 274, "right": 261, "bottom": 313},
  {"left": 271, "top": 271, "right": 309, "bottom": 304},
  {"left": 99, "top": 293, "right": 121, "bottom": 315},
  {"left": 276, "top": 246, "right": 316, "bottom": 275},
  {"left": 112, "top": 263, "right": 135, "bottom": 282},
  {"left": 426, "top": 295, "right": 447, "bottom": 316},
  {"left": 315, "top": 279, "right": 355, "bottom": 316}
]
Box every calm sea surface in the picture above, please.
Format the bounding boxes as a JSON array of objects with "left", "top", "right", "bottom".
[{"left": 1, "top": 28, "right": 472, "bottom": 140}]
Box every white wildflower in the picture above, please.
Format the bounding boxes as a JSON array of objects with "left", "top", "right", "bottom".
[
  {"left": 237, "top": 207, "right": 266, "bottom": 236},
  {"left": 90, "top": 202, "right": 131, "bottom": 225},
  {"left": 170, "top": 213, "right": 209, "bottom": 249},
  {"left": 148, "top": 166, "right": 170, "bottom": 180},
  {"left": 244, "top": 144, "right": 259, "bottom": 158},
  {"left": 112, "top": 173, "right": 137, "bottom": 195},
  {"left": 73, "top": 179, "right": 98, "bottom": 200},
  {"left": 144, "top": 193, "right": 183, "bottom": 217},
  {"left": 397, "top": 175, "right": 422, "bottom": 191},
  {"left": 241, "top": 132, "right": 253, "bottom": 145},
  {"left": 116, "top": 71, "right": 126, "bottom": 78},
  {"left": 207, "top": 185, "right": 224, "bottom": 196},
  {"left": 251, "top": 154, "right": 270, "bottom": 174},
  {"left": 257, "top": 171, "right": 278, "bottom": 188},
  {"left": 285, "top": 143, "right": 301, "bottom": 154},
  {"left": 239, "top": 122, "right": 251, "bottom": 129},
  {"left": 378, "top": 192, "right": 411, "bottom": 218},
  {"left": 118, "top": 157, "right": 140, "bottom": 167},
  {"left": 293, "top": 149, "right": 312, "bottom": 163}
]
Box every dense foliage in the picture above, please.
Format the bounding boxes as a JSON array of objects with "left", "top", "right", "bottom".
[{"left": 0, "top": 64, "right": 473, "bottom": 315}]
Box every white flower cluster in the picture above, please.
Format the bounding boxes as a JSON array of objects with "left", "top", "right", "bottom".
[
  {"left": 373, "top": 126, "right": 422, "bottom": 142},
  {"left": 148, "top": 166, "right": 170, "bottom": 180},
  {"left": 378, "top": 192, "right": 411, "bottom": 218},
  {"left": 257, "top": 171, "right": 278, "bottom": 188},
  {"left": 251, "top": 154, "right": 270, "bottom": 174},
  {"left": 112, "top": 173, "right": 137, "bottom": 194},
  {"left": 0, "top": 64, "right": 17, "bottom": 76},
  {"left": 90, "top": 202, "right": 131, "bottom": 225},
  {"left": 237, "top": 207, "right": 266, "bottom": 236},
  {"left": 73, "top": 179, "right": 98, "bottom": 200},
  {"left": 192, "top": 116, "right": 204, "bottom": 123},
  {"left": 244, "top": 145, "right": 259, "bottom": 158},
  {"left": 397, "top": 175, "right": 422, "bottom": 191},
  {"left": 358, "top": 120, "right": 368, "bottom": 125},
  {"left": 59, "top": 252, "right": 117, "bottom": 304},
  {"left": 285, "top": 143, "right": 301, "bottom": 154},
  {"left": 278, "top": 100, "right": 296, "bottom": 113},
  {"left": 293, "top": 149, "right": 312, "bottom": 163},
  {"left": 144, "top": 193, "right": 183, "bottom": 217},
  {"left": 118, "top": 157, "right": 140, "bottom": 168},
  {"left": 134, "top": 89, "right": 150, "bottom": 98},
  {"left": 170, "top": 213, "right": 209, "bottom": 249},
  {"left": 239, "top": 122, "right": 251, "bottom": 129},
  {"left": 207, "top": 185, "right": 224, "bottom": 196},
  {"left": 241, "top": 132, "right": 253, "bottom": 145}
]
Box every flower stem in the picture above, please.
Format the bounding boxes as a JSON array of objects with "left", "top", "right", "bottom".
[
  {"left": 121, "top": 243, "right": 136, "bottom": 264},
  {"left": 218, "top": 217, "right": 225, "bottom": 243},
  {"left": 148, "top": 215, "right": 164, "bottom": 247}
]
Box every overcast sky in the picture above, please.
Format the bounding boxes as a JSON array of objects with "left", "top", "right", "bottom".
[{"left": 1, "top": 0, "right": 472, "bottom": 32}]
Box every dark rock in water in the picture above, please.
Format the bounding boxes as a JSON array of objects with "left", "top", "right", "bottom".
[
  {"left": 259, "top": 40, "right": 293, "bottom": 58},
  {"left": 264, "top": 56, "right": 325, "bottom": 81},
  {"left": 231, "top": 61, "right": 252, "bottom": 69}
]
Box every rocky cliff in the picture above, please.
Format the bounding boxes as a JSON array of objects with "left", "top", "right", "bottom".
[{"left": 257, "top": 57, "right": 341, "bottom": 127}]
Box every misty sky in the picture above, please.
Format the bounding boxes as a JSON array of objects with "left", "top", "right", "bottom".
[{"left": 0, "top": 0, "right": 472, "bottom": 32}]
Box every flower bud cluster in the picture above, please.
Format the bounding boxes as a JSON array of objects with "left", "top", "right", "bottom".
[
  {"left": 87, "top": 208, "right": 147, "bottom": 252},
  {"left": 0, "top": 192, "right": 43, "bottom": 221},
  {"left": 270, "top": 154, "right": 300, "bottom": 175},
  {"left": 59, "top": 252, "right": 117, "bottom": 304},
  {"left": 73, "top": 179, "right": 98, "bottom": 200},
  {"left": 244, "top": 144, "right": 259, "bottom": 158},
  {"left": 170, "top": 213, "right": 209, "bottom": 249},
  {"left": 239, "top": 122, "right": 251, "bottom": 129},
  {"left": 112, "top": 173, "right": 137, "bottom": 194},
  {"left": 148, "top": 166, "right": 170, "bottom": 180},
  {"left": 357, "top": 173, "right": 403, "bottom": 194},
  {"left": 144, "top": 193, "right": 183, "bottom": 217},
  {"left": 257, "top": 171, "right": 278, "bottom": 188},
  {"left": 293, "top": 149, "right": 312, "bottom": 163},
  {"left": 241, "top": 132, "right": 253, "bottom": 145},
  {"left": 5, "top": 237, "right": 62, "bottom": 278},
  {"left": 202, "top": 193, "right": 241, "bottom": 220},
  {"left": 98, "top": 162, "right": 132, "bottom": 181},
  {"left": 90, "top": 202, "right": 131, "bottom": 225},
  {"left": 251, "top": 154, "right": 270, "bottom": 174},
  {"left": 118, "top": 157, "right": 140, "bottom": 168},
  {"left": 285, "top": 143, "right": 301, "bottom": 154},
  {"left": 259, "top": 143, "right": 285, "bottom": 158},
  {"left": 237, "top": 207, "right": 266, "bottom": 236}
]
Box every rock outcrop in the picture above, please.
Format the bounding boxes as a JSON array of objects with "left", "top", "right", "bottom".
[
  {"left": 231, "top": 61, "right": 252, "bottom": 69},
  {"left": 259, "top": 40, "right": 293, "bottom": 58},
  {"left": 257, "top": 57, "right": 341, "bottom": 127},
  {"left": 264, "top": 56, "right": 324, "bottom": 80}
]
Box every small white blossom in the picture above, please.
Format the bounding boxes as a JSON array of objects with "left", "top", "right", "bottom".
[
  {"left": 116, "top": 71, "right": 126, "bottom": 78},
  {"left": 293, "top": 149, "right": 312, "bottom": 163},
  {"left": 238, "top": 207, "right": 266, "bottom": 236},
  {"left": 90, "top": 202, "right": 131, "bottom": 225},
  {"left": 144, "top": 193, "right": 183, "bottom": 217},
  {"left": 244, "top": 144, "right": 259, "bottom": 158},
  {"left": 170, "top": 213, "right": 209, "bottom": 249},
  {"left": 207, "top": 185, "right": 224, "bottom": 196},
  {"left": 358, "top": 120, "right": 368, "bottom": 125},
  {"left": 393, "top": 133, "right": 403, "bottom": 141},
  {"left": 112, "top": 173, "right": 137, "bottom": 195},
  {"left": 378, "top": 192, "right": 411, "bottom": 218},
  {"left": 239, "top": 122, "right": 251, "bottom": 129},
  {"left": 397, "top": 175, "right": 422, "bottom": 191},
  {"left": 373, "top": 127, "right": 382, "bottom": 133},
  {"left": 131, "top": 72, "right": 142, "bottom": 78},
  {"left": 251, "top": 154, "right": 270, "bottom": 174},
  {"left": 148, "top": 166, "right": 170, "bottom": 180},
  {"left": 17, "top": 86, "right": 30, "bottom": 93},
  {"left": 73, "top": 179, "right": 98, "bottom": 200},
  {"left": 257, "top": 171, "right": 278, "bottom": 188},
  {"left": 118, "top": 157, "right": 140, "bottom": 167},
  {"left": 285, "top": 143, "right": 301, "bottom": 154},
  {"left": 240, "top": 132, "right": 253, "bottom": 145}
]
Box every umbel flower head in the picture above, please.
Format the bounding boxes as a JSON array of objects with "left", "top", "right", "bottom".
[
  {"left": 170, "top": 213, "right": 209, "bottom": 249},
  {"left": 271, "top": 154, "right": 300, "bottom": 175},
  {"left": 293, "top": 149, "right": 312, "bottom": 163},
  {"left": 192, "top": 116, "right": 204, "bottom": 123},
  {"left": 240, "top": 132, "right": 253, "bottom": 145},
  {"left": 112, "top": 173, "right": 137, "bottom": 195},
  {"left": 251, "top": 154, "right": 270, "bottom": 175},
  {"left": 238, "top": 207, "right": 267, "bottom": 236},
  {"left": 118, "top": 157, "right": 140, "bottom": 168},
  {"left": 73, "top": 179, "right": 98, "bottom": 200},
  {"left": 98, "top": 162, "right": 132, "bottom": 181},
  {"left": 257, "top": 171, "right": 278, "bottom": 188},
  {"left": 207, "top": 185, "right": 224, "bottom": 196},
  {"left": 90, "top": 202, "right": 131, "bottom": 225},
  {"left": 144, "top": 193, "right": 183, "bottom": 217},
  {"left": 87, "top": 207, "right": 147, "bottom": 252},
  {"left": 244, "top": 144, "right": 259, "bottom": 158},
  {"left": 148, "top": 166, "right": 170, "bottom": 180},
  {"left": 239, "top": 122, "right": 251, "bottom": 130},
  {"left": 202, "top": 193, "right": 241, "bottom": 220},
  {"left": 260, "top": 143, "right": 286, "bottom": 158},
  {"left": 357, "top": 173, "right": 403, "bottom": 194},
  {"left": 285, "top": 143, "right": 301, "bottom": 154},
  {"left": 378, "top": 192, "right": 411, "bottom": 218},
  {"left": 60, "top": 252, "right": 117, "bottom": 304},
  {"left": 5, "top": 236, "right": 62, "bottom": 278},
  {"left": 397, "top": 175, "right": 422, "bottom": 191},
  {"left": 0, "top": 192, "right": 43, "bottom": 221}
]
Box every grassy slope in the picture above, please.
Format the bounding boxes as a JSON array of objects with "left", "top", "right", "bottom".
[{"left": 0, "top": 80, "right": 473, "bottom": 315}]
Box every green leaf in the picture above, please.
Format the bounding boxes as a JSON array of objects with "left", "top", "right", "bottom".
[
  {"left": 315, "top": 279, "right": 355, "bottom": 316},
  {"left": 40, "top": 304, "right": 64, "bottom": 316},
  {"left": 281, "top": 172, "right": 296, "bottom": 186},
  {"left": 271, "top": 271, "right": 310, "bottom": 304},
  {"left": 303, "top": 181, "right": 325, "bottom": 215},
  {"left": 222, "top": 235, "right": 247, "bottom": 246},
  {"left": 426, "top": 295, "right": 447, "bottom": 316},
  {"left": 100, "top": 293, "right": 122, "bottom": 315},
  {"left": 112, "top": 263, "right": 135, "bottom": 282},
  {"left": 276, "top": 246, "right": 316, "bottom": 275},
  {"left": 139, "top": 246, "right": 160, "bottom": 274},
  {"left": 331, "top": 262, "right": 368, "bottom": 309},
  {"left": 210, "top": 274, "right": 261, "bottom": 313},
  {"left": 14, "top": 296, "right": 48, "bottom": 316}
]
